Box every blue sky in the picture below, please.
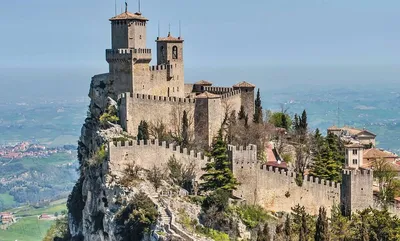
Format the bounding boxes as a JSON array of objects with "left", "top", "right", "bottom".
[{"left": 0, "top": 0, "right": 399, "bottom": 99}]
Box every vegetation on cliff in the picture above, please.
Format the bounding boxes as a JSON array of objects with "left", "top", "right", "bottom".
[{"left": 115, "top": 191, "right": 159, "bottom": 241}]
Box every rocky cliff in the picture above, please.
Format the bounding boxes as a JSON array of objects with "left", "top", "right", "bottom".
[{"left": 66, "top": 74, "right": 214, "bottom": 241}]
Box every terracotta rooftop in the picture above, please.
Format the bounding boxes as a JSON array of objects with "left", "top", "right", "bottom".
[
  {"left": 363, "top": 148, "right": 398, "bottom": 159},
  {"left": 327, "top": 125, "right": 341, "bottom": 131},
  {"left": 233, "top": 81, "right": 256, "bottom": 88},
  {"left": 110, "top": 11, "right": 148, "bottom": 21},
  {"left": 156, "top": 32, "right": 184, "bottom": 42},
  {"left": 196, "top": 91, "right": 220, "bottom": 99},
  {"left": 194, "top": 80, "right": 212, "bottom": 85}
]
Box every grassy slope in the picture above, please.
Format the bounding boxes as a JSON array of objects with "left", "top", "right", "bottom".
[{"left": 0, "top": 200, "right": 67, "bottom": 241}]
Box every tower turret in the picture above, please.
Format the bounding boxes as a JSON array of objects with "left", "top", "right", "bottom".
[{"left": 106, "top": 6, "right": 152, "bottom": 97}]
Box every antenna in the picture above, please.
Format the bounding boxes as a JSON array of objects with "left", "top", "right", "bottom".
[
  {"left": 168, "top": 23, "right": 171, "bottom": 35},
  {"left": 125, "top": 1, "right": 128, "bottom": 13},
  {"left": 138, "top": 0, "right": 141, "bottom": 13},
  {"left": 158, "top": 21, "right": 160, "bottom": 38},
  {"left": 179, "top": 20, "right": 181, "bottom": 38},
  {"left": 115, "top": 0, "right": 117, "bottom": 15}
]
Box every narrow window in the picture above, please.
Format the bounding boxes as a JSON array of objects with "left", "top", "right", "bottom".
[
  {"left": 177, "top": 87, "right": 179, "bottom": 92},
  {"left": 353, "top": 149, "right": 358, "bottom": 155},
  {"left": 173, "top": 87, "right": 175, "bottom": 92},
  {"left": 172, "top": 46, "right": 178, "bottom": 59},
  {"left": 353, "top": 159, "right": 358, "bottom": 165},
  {"left": 139, "top": 35, "right": 142, "bottom": 39}
]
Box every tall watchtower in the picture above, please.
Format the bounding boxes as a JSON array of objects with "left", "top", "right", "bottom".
[
  {"left": 156, "top": 32, "right": 185, "bottom": 97},
  {"left": 106, "top": 6, "right": 152, "bottom": 97}
]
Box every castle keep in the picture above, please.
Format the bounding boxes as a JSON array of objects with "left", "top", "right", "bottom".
[
  {"left": 98, "top": 7, "right": 255, "bottom": 145},
  {"left": 100, "top": 7, "right": 374, "bottom": 216}
]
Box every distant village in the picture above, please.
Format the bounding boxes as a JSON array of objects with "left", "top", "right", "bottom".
[{"left": 0, "top": 142, "right": 75, "bottom": 160}]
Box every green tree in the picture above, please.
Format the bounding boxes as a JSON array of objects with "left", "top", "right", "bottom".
[
  {"left": 268, "top": 112, "right": 292, "bottom": 129},
  {"left": 291, "top": 204, "right": 314, "bottom": 241},
  {"left": 147, "top": 165, "right": 163, "bottom": 191},
  {"left": 182, "top": 110, "right": 189, "bottom": 148},
  {"left": 137, "top": 120, "right": 149, "bottom": 141},
  {"left": 284, "top": 214, "right": 292, "bottom": 241},
  {"left": 315, "top": 207, "right": 329, "bottom": 241},
  {"left": 253, "top": 88, "right": 263, "bottom": 124},
  {"left": 257, "top": 222, "right": 271, "bottom": 241},
  {"left": 200, "top": 130, "right": 239, "bottom": 192},
  {"left": 167, "top": 155, "right": 196, "bottom": 192},
  {"left": 300, "top": 110, "right": 308, "bottom": 132},
  {"left": 330, "top": 205, "right": 352, "bottom": 241},
  {"left": 238, "top": 105, "right": 246, "bottom": 120},
  {"left": 115, "top": 191, "right": 159, "bottom": 241}
]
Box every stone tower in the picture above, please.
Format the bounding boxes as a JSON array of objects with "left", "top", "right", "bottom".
[
  {"left": 233, "top": 81, "right": 256, "bottom": 118},
  {"left": 194, "top": 92, "right": 223, "bottom": 146},
  {"left": 156, "top": 33, "right": 185, "bottom": 97},
  {"left": 106, "top": 8, "right": 152, "bottom": 98},
  {"left": 341, "top": 169, "right": 373, "bottom": 216}
]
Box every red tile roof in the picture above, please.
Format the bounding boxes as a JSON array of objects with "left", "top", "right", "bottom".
[
  {"left": 233, "top": 81, "right": 256, "bottom": 88},
  {"left": 110, "top": 11, "right": 148, "bottom": 21},
  {"left": 196, "top": 91, "right": 220, "bottom": 99},
  {"left": 194, "top": 80, "right": 212, "bottom": 85}
]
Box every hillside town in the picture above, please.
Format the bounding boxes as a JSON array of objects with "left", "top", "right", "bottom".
[{"left": 0, "top": 142, "right": 75, "bottom": 160}]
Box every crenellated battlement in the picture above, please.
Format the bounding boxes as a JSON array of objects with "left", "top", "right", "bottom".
[
  {"left": 203, "top": 86, "right": 234, "bottom": 94},
  {"left": 220, "top": 90, "right": 242, "bottom": 100},
  {"left": 106, "top": 48, "right": 152, "bottom": 62},
  {"left": 118, "top": 92, "right": 197, "bottom": 104},
  {"left": 110, "top": 139, "right": 209, "bottom": 161},
  {"left": 342, "top": 169, "right": 373, "bottom": 176}
]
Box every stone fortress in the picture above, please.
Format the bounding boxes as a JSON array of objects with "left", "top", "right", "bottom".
[
  {"left": 99, "top": 6, "right": 376, "bottom": 216},
  {"left": 100, "top": 6, "right": 255, "bottom": 145}
]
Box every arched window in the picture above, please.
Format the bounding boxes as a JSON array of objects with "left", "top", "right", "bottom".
[{"left": 172, "top": 46, "right": 178, "bottom": 59}]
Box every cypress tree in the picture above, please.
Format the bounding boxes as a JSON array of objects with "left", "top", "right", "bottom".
[
  {"left": 142, "top": 120, "right": 149, "bottom": 140},
  {"left": 315, "top": 207, "right": 329, "bottom": 241},
  {"left": 294, "top": 114, "right": 299, "bottom": 131},
  {"left": 137, "top": 120, "right": 149, "bottom": 141},
  {"left": 182, "top": 110, "right": 189, "bottom": 147},
  {"left": 300, "top": 110, "right": 308, "bottom": 132},
  {"left": 200, "top": 130, "right": 239, "bottom": 192},
  {"left": 137, "top": 121, "right": 144, "bottom": 140},
  {"left": 284, "top": 214, "right": 292, "bottom": 241},
  {"left": 299, "top": 212, "right": 308, "bottom": 241},
  {"left": 253, "top": 88, "right": 263, "bottom": 124},
  {"left": 238, "top": 105, "right": 246, "bottom": 120}
]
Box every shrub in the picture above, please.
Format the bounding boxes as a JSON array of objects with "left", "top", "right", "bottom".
[
  {"left": 147, "top": 165, "right": 164, "bottom": 191},
  {"left": 115, "top": 192, "right": 159, "bottom": 241},
  {"left": 42, "top": 216, "right": 70, "bottom": 241},
  {"left": 92, "top": 144, "right": 107, "bottom": 165},
  {"left": 99, "top": 105, "right": 119, "bottom": 128},
  {"left": 202, "top": 189, "right": 230, "bottom": 212},
  {"left": 235, "top": 204, "right": 273, "bottom": 229},
  {"left": 281, "top": 153, "right": 293, "bottom": 163}
]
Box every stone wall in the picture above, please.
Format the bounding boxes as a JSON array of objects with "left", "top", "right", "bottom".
[
  {"left": 230, "top": 145, "right": 341, "bottom": 216},
  {"left": 108, "top": 140, "right": 209, "bottom": 181},
  {"left": 119, "top": 92, "right": 196, "bottom": 137}
]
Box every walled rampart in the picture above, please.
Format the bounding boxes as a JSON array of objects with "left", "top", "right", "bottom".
[
  {"left": 230, "top": 145, "right": 341, "bottom": 216},
  {"left": 203, "top": 86, "right": 234, "bottom": 94},
  {"left": 108, "top": 140, "right": 208, "bottom": 181},
  {"left": 118, "top": 92, "right": 196, "bottom": 137},
  {"left": 106, "top": 48, "right": 152, "bottom": 62}
]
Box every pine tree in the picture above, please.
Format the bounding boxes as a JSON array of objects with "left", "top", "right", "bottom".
[
  {"left": 253, "top": 88, "right": 263, "bottom": 124},
  {"left": 299, "top": 212, "right": 309, "bottom": 241},
  {"left": 311, "top": 132, "right": 342, "bottom": 183},
  {"left": 284, "top": 214, "right": 292, "bottom": 241},
  {"left": 238, "top": 105, "right": 246, "bottom": 120},
  {"left": 315, "top": 207, "right": 329, "bottom": 241},
  {"left": 294, "top": 114, "right": 299, "bottom": 131},
  {"left": 257, "top": 223, "right": 271, "bottom": 241},
  {"left": 200, "top": 130, "right": 239, "bottom": 192},
  {"left": 330, "top": 205, "right": 352, "bottom": 240},
  {"left": 275, "top": 223, "right": 285, "bottom": 241},
  {"left": 182, "top": 110, "right": 189, "bottom": 148}
]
